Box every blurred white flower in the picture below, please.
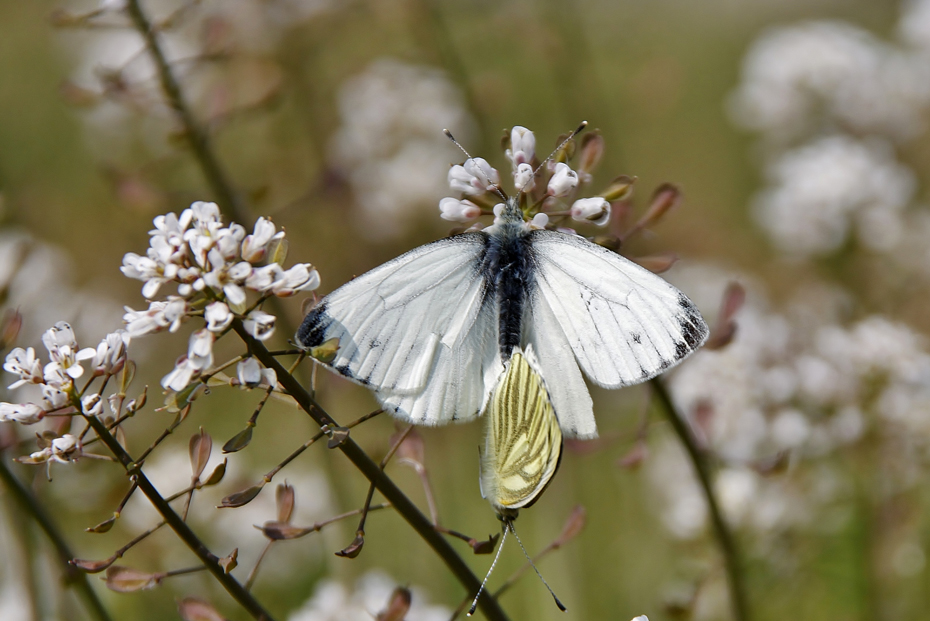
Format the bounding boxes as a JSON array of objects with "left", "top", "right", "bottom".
[
  {"left": 752, "top": 135, "right": 914, "bottom": 256},
  {"left": 329, "top": 59, "right": 475, "bottom": 239},
  {"left": 287, "top": 570, "right": 449, "bottom": 621},
  {"left": 506, "top": 126, "right": 536, "bottom": 167},
  {"left": 729, "top": 21, "right": 930, "bottom": 142}
]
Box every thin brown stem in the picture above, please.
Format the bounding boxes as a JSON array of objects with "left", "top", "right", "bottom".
[
  {"left": 650, "top": 377, "right": 750, "bottom": 621},
  {"left": 80, "top": 413, "right": 276, "bottom": 621},
  {"left": 235, "top": 321, "right": 510, "bottom": 621}
]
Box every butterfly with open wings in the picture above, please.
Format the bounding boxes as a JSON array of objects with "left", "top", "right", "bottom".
[{"left": 297, "top": 123, "right": 708, "bottom": 519}]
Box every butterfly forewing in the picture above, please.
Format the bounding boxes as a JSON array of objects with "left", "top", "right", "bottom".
[
  {"left": 481, "top": 347, "right": 562, "bottom": 514},
  {"left": 296, "top": 234, "right": 503, "bottom": 425},
  {"left": 528, "top": 230, "right": 708, "bottom": 389}
]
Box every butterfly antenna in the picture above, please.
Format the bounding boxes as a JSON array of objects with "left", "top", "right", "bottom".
[
  {"left": 510, "top": 521, "right": 567, "bottom": 612},
  {"left": 467, "top": 523, "right": 509, "bottom": 616},
  {"left": 443, "top": 128, "right": 509, "bottom": 203},
  {"left": 531, "top": 120, "right": 588, "bottom": 180}
]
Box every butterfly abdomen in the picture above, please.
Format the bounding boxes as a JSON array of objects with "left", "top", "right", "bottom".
[{"left": 483, "top": 224, "right": 535, "bottom": 363}]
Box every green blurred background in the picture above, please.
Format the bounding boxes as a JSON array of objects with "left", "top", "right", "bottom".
[{"left": 1, "top": 1, "right": 928, "bottom": 620}]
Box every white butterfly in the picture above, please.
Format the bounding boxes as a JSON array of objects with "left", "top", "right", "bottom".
[{"left": 295, "top": 196, "right": 708, "bottom": 442}]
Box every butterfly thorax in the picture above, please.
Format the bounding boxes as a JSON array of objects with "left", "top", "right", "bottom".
[{"left": 482, "top": 198, "right": 535, "bottom": 363}]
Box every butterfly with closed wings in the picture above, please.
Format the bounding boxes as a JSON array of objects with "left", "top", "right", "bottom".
[{"left": 296, "top": 123, "right": 708, "bottom": 611}]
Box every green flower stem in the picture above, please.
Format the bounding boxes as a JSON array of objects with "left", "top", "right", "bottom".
[
  {"left": 233, "top": 320, "right": 511, "bottom": 621},
  {"left": 0, "top": 457, "right": 114, "bottom": 621},
  {"left": 125, "top": 0, "right": 248, "bottom": 225},
  {"left": 80, "top": 414, "right": 276, "bottom": 621},
  {"left": 650, "top": 377, "right": 751, "bottom": 621}
]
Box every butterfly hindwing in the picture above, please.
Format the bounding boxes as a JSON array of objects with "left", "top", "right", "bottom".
[
  {"left": 528, "top": 230, "right": 708, "bottom": 389},
  {"left": 296, "top": 233, "right": 501, "bottom": 424},
  {"left": 480, "top": 346, "right": 562, "bottom": 514}
]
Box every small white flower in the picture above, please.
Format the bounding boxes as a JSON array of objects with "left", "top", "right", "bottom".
[
  {"left": 50, "top": 434, "right": 79, "bottom": 463},
  {"left": 0, "top": 402, "right": 45, "bottom": 424},
  {"left": 570, "top": 197, "right": 611, "bottom": 226},
  {"left": 204, "top": 302, "right": 233, "bottom": 332},
  {"left": 189, "top": 201, "right": 221, "bottom": 226},
  {"left": 92, "top": 331, "right": 130, "bottom": 375},
  {"left": 187, "top": 329, "right": 214, "bottom": 371},
  {"left": 448, "top": 158, "right": 501, "bottom": 195},
  {"left": 270, "top": 264, "right": 320, "bottom": 297},
  {"left": 41, "top": 322, "right": 95, "bottom": 379},
  {"left": 43, "top": 362, "right": 72, "bottom": 391},
  {"left": 161, "top": 357, "right": 197, "bottom": 392},
  {"left": 82, "top": 393, "right": 103, "bottom": 417},
  {"left": 237, "top": 357, "right": 262, "bottom": 387},
  {"left": 513, "top": 163, "right": 536, "bottom": 193},
  {"left": 547, "top": 162, "right": 579, "bottom": 197},
  {"left": 123, "top": 298, "right": 189, "bottom": 337},
  {"left": 507, "top": 126, "right": 536, "bottom": 167},
  {"left": 527, "top": 213, "right": 549, "bottom": 230},
  {"left": 42, "top": 385, "right": 70, "bottom": 411},
  {"left": 438, "top": 198, "right": 481, "bottom": 222},
  {"left": 241, "top": 217, "right": 284, "bottom": 263},
  {"left": 4, "top": 347, "right": 44, "bottom": 389},
  {"left": 243, "top": 310, "right": 276, "bottom": 341}
]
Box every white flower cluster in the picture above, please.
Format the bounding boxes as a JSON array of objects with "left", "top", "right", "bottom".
[
  {"left": 439, "top": 125, "right": 612, "bottom": 228},
  {"left": 329, "top": 59, "right": 476, "bottom": 239},
  {"left": 287, "top": 570, "right": 450, "bottom": 621},
  {"left": 752, "top": 136, "right": 915, "bottom": 256},
  {"left": 729, "top": 4, "right": 930, "bottom": 262},
  {"left": 651, "top": 265, "right": 930, "bottom": 540},
  {"left": 120, "top": 201, "right": 319, "bottom": 391},
  {"left": 1, "top": 322, "right": 128, "bottom": 429}
]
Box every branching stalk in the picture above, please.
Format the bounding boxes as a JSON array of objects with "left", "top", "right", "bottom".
[
  {"left": 650, "top": 377, "right": 750, "bottom": 621},
  {"left": 234, "top": 321, "right": 511, "bottom": 621}
]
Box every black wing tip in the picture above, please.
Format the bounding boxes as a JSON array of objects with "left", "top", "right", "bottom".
[
  {"left": 295, "top": 302, "right": 329, "bottom": 349},
  {"left": 677, "top": 293, "right": 710, "bottom": 351}
]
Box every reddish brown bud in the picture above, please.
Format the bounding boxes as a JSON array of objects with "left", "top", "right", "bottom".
[
  {"left": 335, "top": 534, "right": 365, "bottom": 558},
  {"left": 71, "top": 557, "right": 117, "bottom": 573},
  {"left": 555, "top": 505, "right": 587, "bottom": 547},
  {"left": 632, "top": 252, "right": 679, "bottom": 274},
  {"left": 218, "top": 483, "right": 264, "bottom": 508},
  {"left": 218, "top": 549, "right": 238, "bottom": 574},
  {"left": 85, "top": 514, "right": 118, "bottom": 534},
  {"left": 377, "top": 587, "right": 412, "bottom": 621},
  {"left": 578, "top": 133, "right": 605, "bottom": 174},
  {"left": 189, "top": 427, "right": 212, "bottom": 480},
  {"left": 178, "top": 597, "right": 228, "bottom": 621},
  {"left": 276, "top": 483, "right": 295, "bottom": 524},
  {"left": 470, "top": 533, "right": 499, "bottom": 555},
  {"left": 105, "top": 566, "right": 163, "bottom": 592}
]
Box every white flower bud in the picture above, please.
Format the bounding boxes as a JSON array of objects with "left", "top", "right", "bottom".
[
  {"left": 547, "top": 163, "right": 579, "bottom": 197},
  {"left": 513, "top": 163, "right": 536, "bottom": 193},
  {"left": 92, "top": 331, "right": 130, "bottom": 375},
  {"left": 570, "top": 197, "right": 611, "bottom": 226},
  {"left": 448, "top": 158, "right": 501, "bottom": 195},
  {"left": 270, "top": 264, "right": 320, "bottom": 297},
  {"left": 82, "top": 393, "right": 103, "bottom": 417},
  {"left": 508, "top": 126, "right": 536, "bottom": 166},
  {"left": 241, "top": 217, "right": 283, "bottom": 263},
  {"left": 439, "top": 198, "right": 481, "bottom": 222},
  {"left": 0, "top": 402, "right": 45, "bottom": 424}
]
